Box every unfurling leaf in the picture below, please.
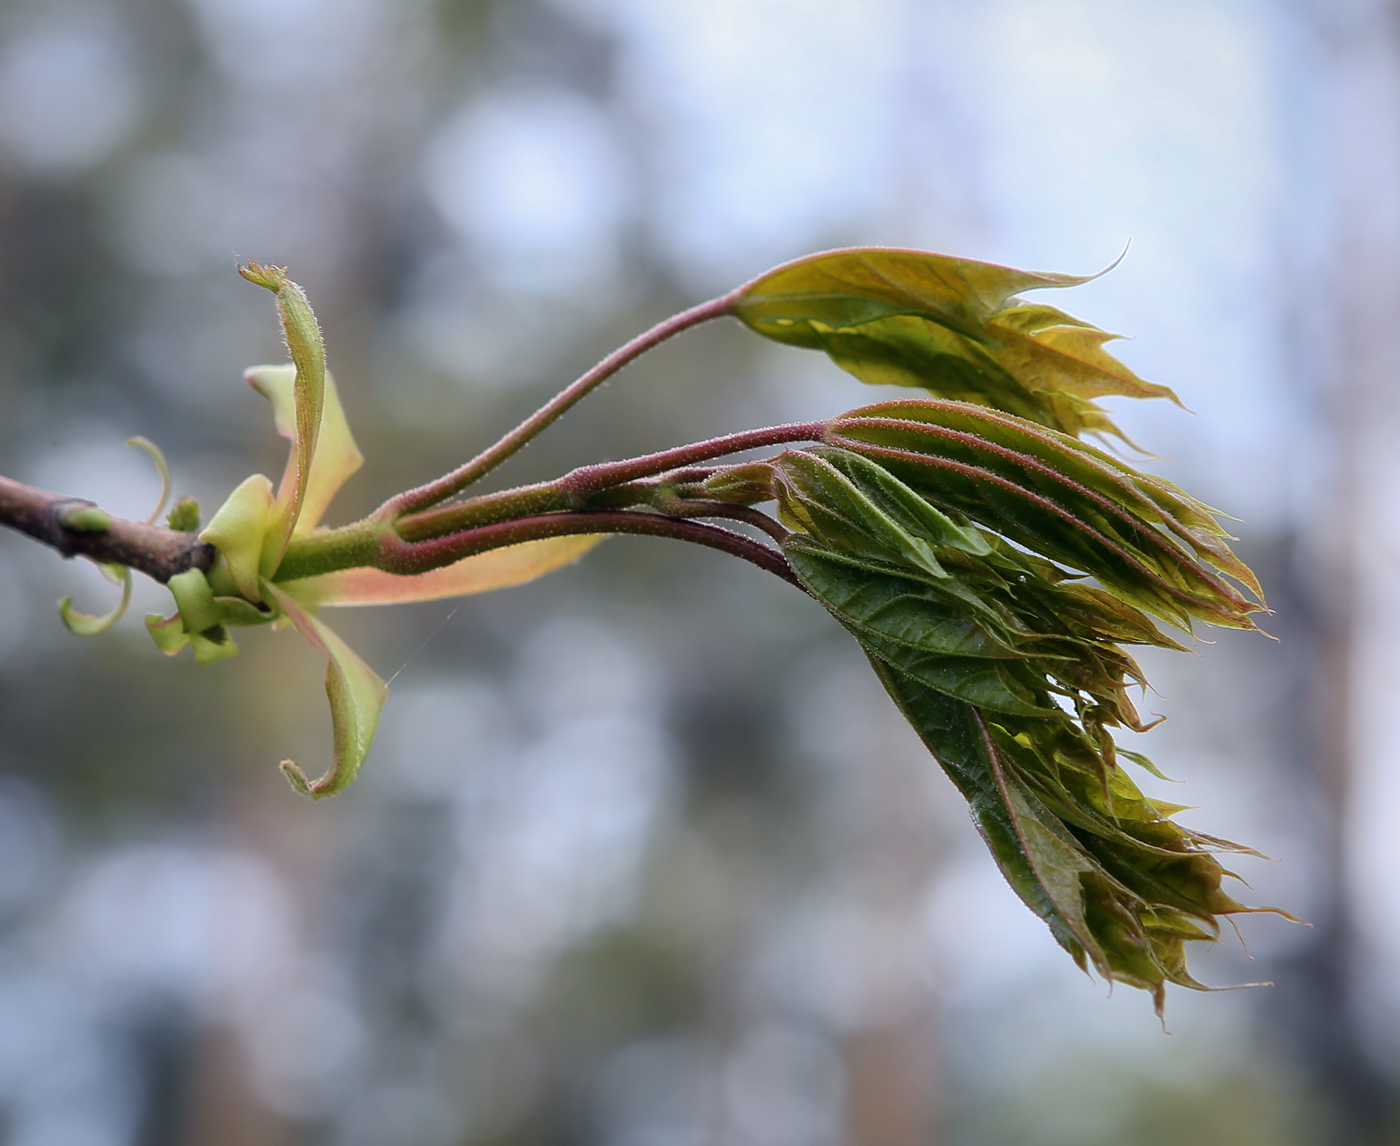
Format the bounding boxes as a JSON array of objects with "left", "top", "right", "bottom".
[
  {"left": 732, "top": 247, "right": 1176, "bottom": 441},
  {"left": 164, "top": 568, "right": 239, "bottom": 663},
  {"left": 868, "top": 661, "right": 1284, "bottom": 1015},
  {"left": 824, "top": 401, "right": 1264, "bottom": 632},
  {"left": 237, "top": 264, "right": 327, "bottom": 572},
  {"left": 704, "top": 396, "right": 1274, "bottom": 1009},
  {"left": 262, "top": 581, "right": 388, "bottom": 800}
]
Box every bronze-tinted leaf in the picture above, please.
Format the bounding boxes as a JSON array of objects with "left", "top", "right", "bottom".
[{"left": 732, "top": 247, "right": 1176, "bottom": 440}]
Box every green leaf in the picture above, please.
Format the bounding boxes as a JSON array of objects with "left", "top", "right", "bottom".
[
  {"left": 824, "top": 402, "right": 1264, "bottom": 632},
  {"left": 168, "top": 568, "right": 222, "bottom": 635},
  {"left": 866, "top": 656, "right": 1281, "bottom": 1015},
  {"left": 737, "top": 246, "right": 1097, "bottom": 332},
  {"left": 786, "top": 531, "right": 1154, "bottom": 724},
  {"left": 200, "top": 474, "right": 276, "bottom": 602},
  {"left": 784, "top": 539, "right": 1025, "bottom": 659},
  {"left": 281, "top": 535, "right": 603, "bottom": 608},
  {"left": 859, "top": 632, "right": 1058, "bottom": 715},
  {"left": 732, "top": 247, "right": 1175, "bottom": 440},
  {"left": 145, "top": 612, "right": 188, "bottom": 655},
  {"left": 262, "top": 580, "right": 388, "bottom": 799},
  {"left": 714, "top": 447, "right": 990, "bottom": 580}
]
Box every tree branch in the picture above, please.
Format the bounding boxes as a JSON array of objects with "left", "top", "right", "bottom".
[{"left": 0, "top": 476, "right": 216, "bottom": 583}]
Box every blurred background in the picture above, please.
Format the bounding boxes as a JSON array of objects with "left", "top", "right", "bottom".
[{"left": 0, "top": 0, "right": 1391, "bottom": 1142}]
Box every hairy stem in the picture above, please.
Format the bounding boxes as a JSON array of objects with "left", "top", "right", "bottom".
[
  {"left": 655, "top": 500, "right": 791, "bottom": 544},
  {"left": 375, "top": 510, "right": 800, "bottom": 587},
  {"left": 394, "top": 420, "right": 823, "bottom": 541},
  {"left": 0, "top": 476, "right": 216, "bottom": 583},
  {"left": 386, "top": 292, "right": 740, "bottom": 516}
]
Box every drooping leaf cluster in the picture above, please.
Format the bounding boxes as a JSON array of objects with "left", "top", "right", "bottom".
[{"left": 717, "top": 249, "right": 1280, "bottom": 1012}]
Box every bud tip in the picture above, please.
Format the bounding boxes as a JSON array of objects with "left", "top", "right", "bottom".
[{"left": 238, "top": 261, "right": 289, "bottom": 292}]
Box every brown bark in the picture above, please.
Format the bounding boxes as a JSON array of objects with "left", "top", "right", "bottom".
[{"left": 0, "top": 475, "right": 215, "bottom": 583}]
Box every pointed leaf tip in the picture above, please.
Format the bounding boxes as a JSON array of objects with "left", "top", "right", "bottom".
[
  {"left": 233, "top": 263, "right": 331, "bottom": 575},
  {"left": 280, "top": 760, "right": 314, "bottom": 797},
  {"left": 866, "top": 660, "right": 1278, "bottom": 1012},
  {"left": 238, "top": 261, "right": 288, "bottom": 291}
]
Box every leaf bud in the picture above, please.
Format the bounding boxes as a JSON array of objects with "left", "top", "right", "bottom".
[
  {"left": 58, "top": 503, "right": 111, "bottom": 533},
  {"left": 237, "top": 261, "right": 289, "bottom": 292},
  {"left": 166, "top": 497, "right": 201, "bottom": 533}
]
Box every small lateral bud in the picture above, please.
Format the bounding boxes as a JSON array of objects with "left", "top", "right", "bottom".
[
  {"left": 167, "top": 497, "right": 201, "bottom": 533},
  {"left": 59, "top": 504, "right": 111, "bottom": 532}
]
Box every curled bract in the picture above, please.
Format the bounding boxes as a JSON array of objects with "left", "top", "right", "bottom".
[
  {"left": 60, "top": 562, "right": 131, "bottom": 636},
  {"left": 150, "top": 269, "right": 602, "bottom": 797},
  {"left": 59, "top": 436, "right": 174, "bottom": 637},
  {"left": 263, "top": 580, "right": 387, "bottom": 799}
]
